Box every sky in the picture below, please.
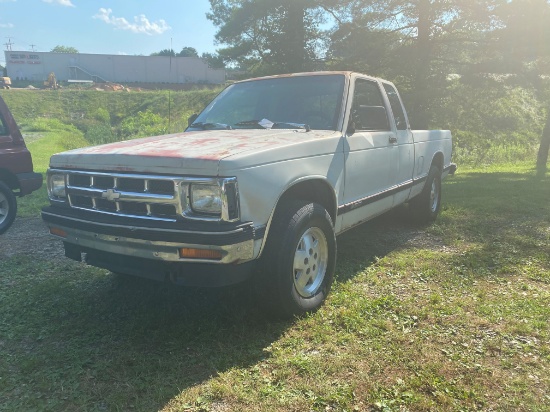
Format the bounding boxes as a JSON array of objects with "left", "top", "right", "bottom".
[{"left": 0, "top": 0, "right": 219, "bottom": 66}]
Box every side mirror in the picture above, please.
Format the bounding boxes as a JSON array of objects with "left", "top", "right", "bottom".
[{"left": 188, "top": 113, "right": 198, "bottom": 127}]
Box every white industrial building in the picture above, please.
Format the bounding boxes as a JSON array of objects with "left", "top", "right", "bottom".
[{"left": 3, "top": 51, "right": 225, "bottom": 85}]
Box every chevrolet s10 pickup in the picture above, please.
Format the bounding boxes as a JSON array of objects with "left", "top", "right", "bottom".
[{"left": 42, "top": 72, "right": 456, "bottom": 316}]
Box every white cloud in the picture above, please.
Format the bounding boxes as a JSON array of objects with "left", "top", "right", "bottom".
[
  {"left": 93, "top": 8, "right": 171, "bottom": 36},
  {"left": 0, "top": 23, "right": 15, "bottom": 28},
  {"left": 42, "top": 0, "right": 75, "bottom": 7}
]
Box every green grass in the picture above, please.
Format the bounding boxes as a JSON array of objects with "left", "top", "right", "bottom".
[{"left": 1, "top": 161, "right": 548, "bottom": 411}]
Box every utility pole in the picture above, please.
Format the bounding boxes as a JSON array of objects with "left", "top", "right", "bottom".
[
  {"left": 30, "top": 44, "right": 36, "bottom": 52},
  {"left": 4, "top": 37, "right": 14, "bottom": 51}
]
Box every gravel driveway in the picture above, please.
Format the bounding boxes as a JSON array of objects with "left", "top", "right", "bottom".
[{"left": 0, "top": 217, "right": 65, "bottom": 260}]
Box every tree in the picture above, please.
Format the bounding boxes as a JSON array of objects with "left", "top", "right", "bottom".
[
  {"left": 491, "top": 0, "right": 550, "bottom": 174},
  {"left": 327, "top": 0, "right": 504, "bottom": 128},
  {"left": 0, "top": 64, "right": 6, "bottom": 77},
  {"left": 207, "top": 0, "right": 335, "bottom": 75},
  {"left": 454, "top": 0, "right": 550, "bottom": 172},
  {"left": 201, "top": 52, "right": 226, "bottom": 69},
  {"left": 150, "top": 49, "right": 176, "bottom": 57},
  {"left": 51, "top": 45, "right": 79, "bottom": 53},
  {"left": 177, "top": 47, "right": 199, "bottom": 57}
]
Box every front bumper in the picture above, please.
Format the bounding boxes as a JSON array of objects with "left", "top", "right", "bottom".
[
  {"left": 446, "top": 163, "right": 457, "bottom": 175},
  {"left": 42, "top": 206, "right": 262, "bottom": 286},
  {"left": 17, "top": 172, "right": 43, "bottom": 196}
]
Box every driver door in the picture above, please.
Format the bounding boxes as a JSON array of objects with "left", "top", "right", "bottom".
[{"left": 341, "top": 78, "right": 399, "bottom": 231}]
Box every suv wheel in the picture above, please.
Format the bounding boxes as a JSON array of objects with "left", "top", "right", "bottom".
[{"left": 0, "top": 181, "right": 17, "bottom": 234}]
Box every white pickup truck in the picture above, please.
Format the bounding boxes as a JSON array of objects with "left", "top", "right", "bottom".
[{"left": 42, "top": 71, "right": 455, "bottom": 316}]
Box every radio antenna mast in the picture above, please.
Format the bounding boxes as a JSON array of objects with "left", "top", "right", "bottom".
[{"left": 168, "top": 38, "right": 172, "bottom": 133}]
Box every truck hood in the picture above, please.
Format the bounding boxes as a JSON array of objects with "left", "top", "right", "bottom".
[{"left": 49, "top": 129, "right": 336, "bottom": 175}]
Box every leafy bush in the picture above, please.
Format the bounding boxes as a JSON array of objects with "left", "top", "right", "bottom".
[
  {"left": 91, "top": 107, "right": 111, "bottom": 123},
  {"left": 25, "top": 118, "right": 79, "bottom": 133},
  {"left": 119, "top": 110, "right": 168, "bottom": 138},
  {"left": 432, "top": 79, "right": 545, "bottom": 165},
  {"left": 85, "top": 123, "right": 118, "bottom": 146}
]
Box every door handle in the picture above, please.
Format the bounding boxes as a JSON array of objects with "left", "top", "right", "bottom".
[{"left": 389, "top": 136, "right": 398, "bottom": 144}]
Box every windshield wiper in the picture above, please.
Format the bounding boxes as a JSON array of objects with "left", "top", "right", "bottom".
[
  {"left": 272, "top": 122, "right": 311, "bottom": 132},
  {"left": 234, "top": 119, "right": 311, "bottom": 131},
  {"left": 190, "top": 122, "right": 232, "bottom": 130},
  {"left": 234, "top": 119, "right": 266, "bottom": 129}
]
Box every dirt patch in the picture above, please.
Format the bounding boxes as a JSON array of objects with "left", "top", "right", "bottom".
[{"left": 0, "top": 217, "right": 64, "bottom": 260}]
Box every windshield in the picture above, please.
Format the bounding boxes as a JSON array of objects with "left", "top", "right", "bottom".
[{"left": 187, "top": 74, "right": 345, "bottom": 131}]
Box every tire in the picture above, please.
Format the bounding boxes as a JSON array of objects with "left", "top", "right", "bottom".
[
  {"left": 0, "top": 181, "right": 17, "bottom": 235},
  {"left": 409, "top": 165, "right": 442, "bottom": 224},
  {"left": 258, "top": 201, "right": 336, "bottom": 318}
]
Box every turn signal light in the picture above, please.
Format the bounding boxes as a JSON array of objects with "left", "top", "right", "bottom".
[
  {"left": 179, "top": 248, "right": 223, "bottom": 260},
  {"left": 49, "top": 227, "right": 67, "bottom": 238}
]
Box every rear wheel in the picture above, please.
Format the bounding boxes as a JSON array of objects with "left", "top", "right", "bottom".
[
  {"left": 409, "top": 165, "right": 442, "bottom": 224},
  {"left": 0, "top": 181, "right": 17, "bottom": 235},
  {"left": 258, "top": 201, "right": 336, "bottom": 318}
]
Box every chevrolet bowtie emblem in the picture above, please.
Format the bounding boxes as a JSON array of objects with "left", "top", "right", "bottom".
[{"left": 101, "top": 189, "right": 121, "bottom": 201}]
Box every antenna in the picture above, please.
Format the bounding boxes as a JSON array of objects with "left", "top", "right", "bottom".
[
  {"left": 168, "top": 37, "right": 172, "bottom": 133},
  {"left": 30, "top": 44, "right": 36, "bottom": 52}
]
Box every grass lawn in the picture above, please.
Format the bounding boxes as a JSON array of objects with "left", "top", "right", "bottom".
[{"left": 1, "top": 132, "right": 548, "bottom": 411}]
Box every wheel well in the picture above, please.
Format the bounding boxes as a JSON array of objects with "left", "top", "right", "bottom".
[
  {"left": 276, "top": 179, "right": 337, "bottom": 225},
  {"left": 0, "top": 169, "right": 19, "bottom": 190}
]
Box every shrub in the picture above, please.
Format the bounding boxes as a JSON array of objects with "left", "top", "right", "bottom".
[
  {"left": 119, "top": 110, "right": 168, "bottom": 139},
  {"left": 85, "top": 123, "right": 118, "bottom": 146},
  {"left": 91, "top": 107, "right": 111, "bottom": 123}
]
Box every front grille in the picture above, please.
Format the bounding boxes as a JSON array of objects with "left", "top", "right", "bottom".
[
  {"left": 52, "top": 169, "right": 240, "bottom": 222},
  {"left": 70, "top": 174, "right": 91, "bottom": 187},
  {"left": 65, "top": 171, "right": 182, "bottom": 221},
  {"left": 118, "top": 178, "right": 145, "bottom": 192},
  {"left": 93, "top": 175, "right": 114, "bottom": 189},
  {"left": 72, "top": 194, "right": 94, "bottom": 209},
  {"left": 95, "top": 198, "right": 117, "bottom": 212}
]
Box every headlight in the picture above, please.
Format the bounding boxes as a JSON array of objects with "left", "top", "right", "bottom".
[
  {"left": 190, "top": 184, "right": 222, "bottom": 214},
  {"left": 48, "top": 173, "right": 66, "bottom": 198}
]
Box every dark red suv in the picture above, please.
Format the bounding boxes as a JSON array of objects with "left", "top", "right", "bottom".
[{"left": 0, "top": 95, "right": 42, "bottom": 234}]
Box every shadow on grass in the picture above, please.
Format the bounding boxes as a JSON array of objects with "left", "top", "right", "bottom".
[
  {"left": 335, "top": 168, "right": 549, "bottom": 283},
  {"left": 0, "top": 261, "right": 291, "bottom": 410},
  {"left": 335, "top": 206, "right": 423, "bottom": 281}
]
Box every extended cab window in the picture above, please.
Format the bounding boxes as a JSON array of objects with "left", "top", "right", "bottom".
[
  {"left": 383, "top": 83, "right": 408, "bottom": 130},
  {"left": 351, "top": 79, "right": 390, "bottom": 131}
]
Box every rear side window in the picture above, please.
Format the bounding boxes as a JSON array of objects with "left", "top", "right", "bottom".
[{"left": 383, "top": 83, "right": 408, "bottom": 130}]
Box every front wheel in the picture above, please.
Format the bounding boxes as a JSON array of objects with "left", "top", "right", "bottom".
[
  {"left": 409, "top": 165, "right": 442, "bottom": 224},
  {"left": 0, "top": 181, "right": 17, "bottom": 235},
  {"left": 258, "top": 201, "right": 336, "bottom": 318}
]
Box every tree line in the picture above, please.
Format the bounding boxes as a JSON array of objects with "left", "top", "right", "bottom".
[{"left": 206, "top": 0, "right": 550, "bottom": 172}]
